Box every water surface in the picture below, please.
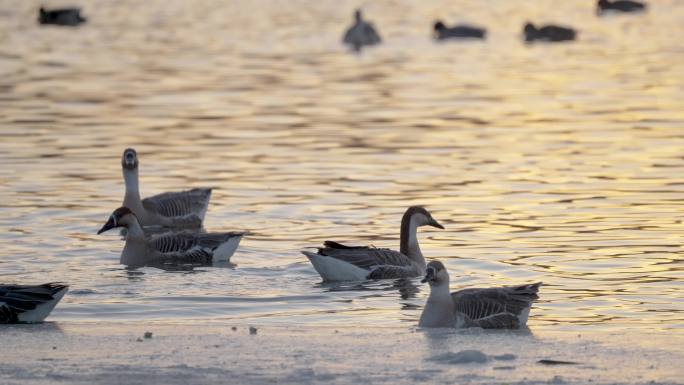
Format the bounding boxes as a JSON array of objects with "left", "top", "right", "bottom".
[{"left": 0, "top": 0, "right": 683, "bottom": 329}]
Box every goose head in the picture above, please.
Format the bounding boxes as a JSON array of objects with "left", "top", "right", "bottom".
[
  {"left": 433, "top": 20, "right": 446, "bottom": 33},
  {"left": 523, "top": 22, "right": 537, "bottom": 40},
  {"left": 121, "top": 148, "right": 138, "bottom": 171},
  {"left": 403, "top": 206, "right": 444, "bottom": 230},
  {"left": 354, "top": 9, "right": 362, "bottom": 22},
  {"left": 421, "top": 260, "right": 449, "bottom": 285},
  {"left": 97, "top": 206, "right": 138, "bottom": 234}
]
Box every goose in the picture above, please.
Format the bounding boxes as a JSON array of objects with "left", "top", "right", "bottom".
[
  {"left": 121, "top": 148, "right": 211, "bottom": 230},
  {"left": 342, "top": 9, "right": 381, "bottom": 51},
  {"left": 523, "top": 23, "right": 576, "bottom": 42},
  {"left": 302, "top": 206, "right": 444, "bottom": 281},
  {"left": 97, "top": 207, "right": 244, "bottom": 266},
  {"left": 433, "top": 21, "right": 486, "bottom": 40},
  {"left": 0, "top": 283, "right": 68, "bottom": 323},
  {"left": 419, "top": 260, "right": 541, "bottom": 329},
  {"left": 38, "top": 7, "right": 86, "bottom": 26},
  {"left": 597, "top": 0, "right": 646, "bottom": 14}
]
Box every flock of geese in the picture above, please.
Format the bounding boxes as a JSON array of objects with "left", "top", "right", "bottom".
[
  {"left": 2, "top": 0, "right": 648, "bottom": 327},
  {"left": 342, "top": 0, "right": 647, "bottom": 49},
  {"left": 37, "top": 0, "right": 648, "bottom": 49},
  {"left": 3, "top": 149, "right": 540, "bottom": 329}
]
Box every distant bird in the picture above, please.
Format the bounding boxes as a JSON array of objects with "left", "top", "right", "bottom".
[
  {"left": 0, "top": 283, "right": 68, "bottom": 323},
  {"left": 342, "top": 9, "right": 381, "bottom": 51},
  {"left": 302, "top": 206, "right": 444, "bottom": 281},
  {"left": 433, "top": 21, "right": 486, "bottom": 40},
  {"left": 523, "top": 22, "right": 576, "bottom": 42},
  {"left": 98, "top": 207, "right": 244, "bottom": 266},
  {"left": 121, "top": 148, "right": 211, "bottom": 230},
  {"left": 38, "top": 6, "right": 86, "bottom": 26},
  {"left": 419, "top": 260, "right": 541, "bottom": 329},
  {"left": 597, "top": 0, "right": 647, "bottom": 14}
]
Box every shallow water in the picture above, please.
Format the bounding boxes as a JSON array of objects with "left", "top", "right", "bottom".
[{"left": 0, "top": 0, "right": 683, "bottom": 329}]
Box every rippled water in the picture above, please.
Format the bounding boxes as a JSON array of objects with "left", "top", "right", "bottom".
[{"left": 0, "top": 0, "right": 683, "bottom": 329}]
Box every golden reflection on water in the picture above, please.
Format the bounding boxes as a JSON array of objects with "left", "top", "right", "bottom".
[{"left": 0, "top": 0, "right": 683, "bottom": 328}]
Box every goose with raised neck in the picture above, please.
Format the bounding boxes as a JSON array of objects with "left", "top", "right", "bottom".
[
  {"left": 342, "top": 9, "right": 381, "bottom": 51},
  {"left": 302, "top": 206, "right": 444, "bottom": 281},
  {"left": 121, "top": 148, "right": 212, "bottom": 230}
]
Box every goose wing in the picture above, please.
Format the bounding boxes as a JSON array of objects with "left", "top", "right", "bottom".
[
  {"left": 149, "top": 231, "right": 243, "bottom": 263},
  {"left": 367, "top": 265, "right": 421, "bottom": 279},
  {"left": 0, "top": 283, "right": 68, "bottom": 324},
  {"left": 451, "top": 283, "right": 541, "bottom": 329},
  {"left": 316, "top": 241, "right": 414, "bottom": 270},
  {"left": 363, "top": 23, "right": 381, "bottom": 43},
  {"left": 142, "top": 188, "right": 212, "bottom": 219}
]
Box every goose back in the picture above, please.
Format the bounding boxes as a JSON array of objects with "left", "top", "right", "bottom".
[
  {"left": 317, "top": 241, "right": 415, "bottom": 270},
  {"left": 451, "top": 282, "right": 541, "bottom": 328},
  {"left": 142, "top": 188, "right": 212, "bottom": 221},
  {"left": 0, "top": 283, "right": 68, "bottom": 323}
]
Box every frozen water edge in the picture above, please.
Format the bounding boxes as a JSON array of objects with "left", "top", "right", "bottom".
[{"left": 0, "top": 323, "right": 683, "bottom": 385}]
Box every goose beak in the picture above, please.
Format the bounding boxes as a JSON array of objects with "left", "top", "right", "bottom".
[
  {"left": 421, "top": 268, "right": 435, "bottom": 283},
  {"left": 97, "top": 216, "right": 116, "bottom": 235},
  {"left": 429, "top": 219, "right": 444, "bottom": 230}
]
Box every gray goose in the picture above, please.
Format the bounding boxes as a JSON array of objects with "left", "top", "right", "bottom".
[
  {"left": 302, "top": 206, "right": 444, "bottom": 281},
  {"left": 98, "top": 207, "right": 243, "bottom": 266},
  {"left": 121, "top": 148, "right": 212, "bottom": 230},
  {"left": 342, "top": 9, "right": 382, "bottom": 51},
  {"left": 38, "top": 7, "right": 86, "bottom": 26},
  {"left": 0, "top": 283, "right": 68, "bottom": 323},
  {"left": 419, "top": 260, "right": 541, "bottom": 329},
  {"left": 597, "top": 0, "right": 646, "bottom": 14},
  {"left": 433, "top": 21, "right": 486, "bottom": 40},
  {"left": 523, "top": 23, "right": 577, "bottom": 42}
]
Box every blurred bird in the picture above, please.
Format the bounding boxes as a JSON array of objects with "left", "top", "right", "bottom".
[
  {"left": 342, "top": 9, "right": 381, "bottom": 51},
  {"left": 38, "top": 7, "right": 86, "bottom": 26},
  {"left": 523, "top": 22, "right": 576, "bottom": 42},
  {"left": 433, "top": 21, "right": 486, "bottom": 40},
  {"left": 597, "top": 0, "right": 647, "bottom": 14}
]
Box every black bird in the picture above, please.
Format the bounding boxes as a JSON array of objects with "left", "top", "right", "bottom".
[
  {"left": 38, "top": 6, "right": 86, "bottom": 26},
  {"left": 523, "top": 23, "right": 576, "bottom": 42},
  {"left": 433, "top": 21, "right": 486, "bottom": 40},
  {"left": 0, "top": 283, "right": 68, "bottom": 323},
  {"left": 597, "top": 0, "right": 647, "bottom": 14}
]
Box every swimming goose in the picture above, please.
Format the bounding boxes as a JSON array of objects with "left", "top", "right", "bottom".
[
  {"left": 597, "top": 0, "right": 646, "bottom": 14},
  {"left": 433, "top": 21, "right": 486, "bottom": 40},
  {"left": 302, "top": 206, "right": 444, "bottom": 281},
  {"left": 38, "top": 7, "right": 86, "bottom": 26},
  {"left": 342, "top": 9, "right": 382, "bottom": 51},
  {"left": 523, "top": 23, "right": 576, "bottom": 42},
  {"left": 98, "top": 207, "right": 244, "bottom": 266},
  {"left": 0, "top": 283, "right": 68, "bottom": 323},
  {"left": 121, "top": 148, "right": 211, "bottom": 230},
  {"left": 419, "top": 260, "right": 541, "bottom": 329}
]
